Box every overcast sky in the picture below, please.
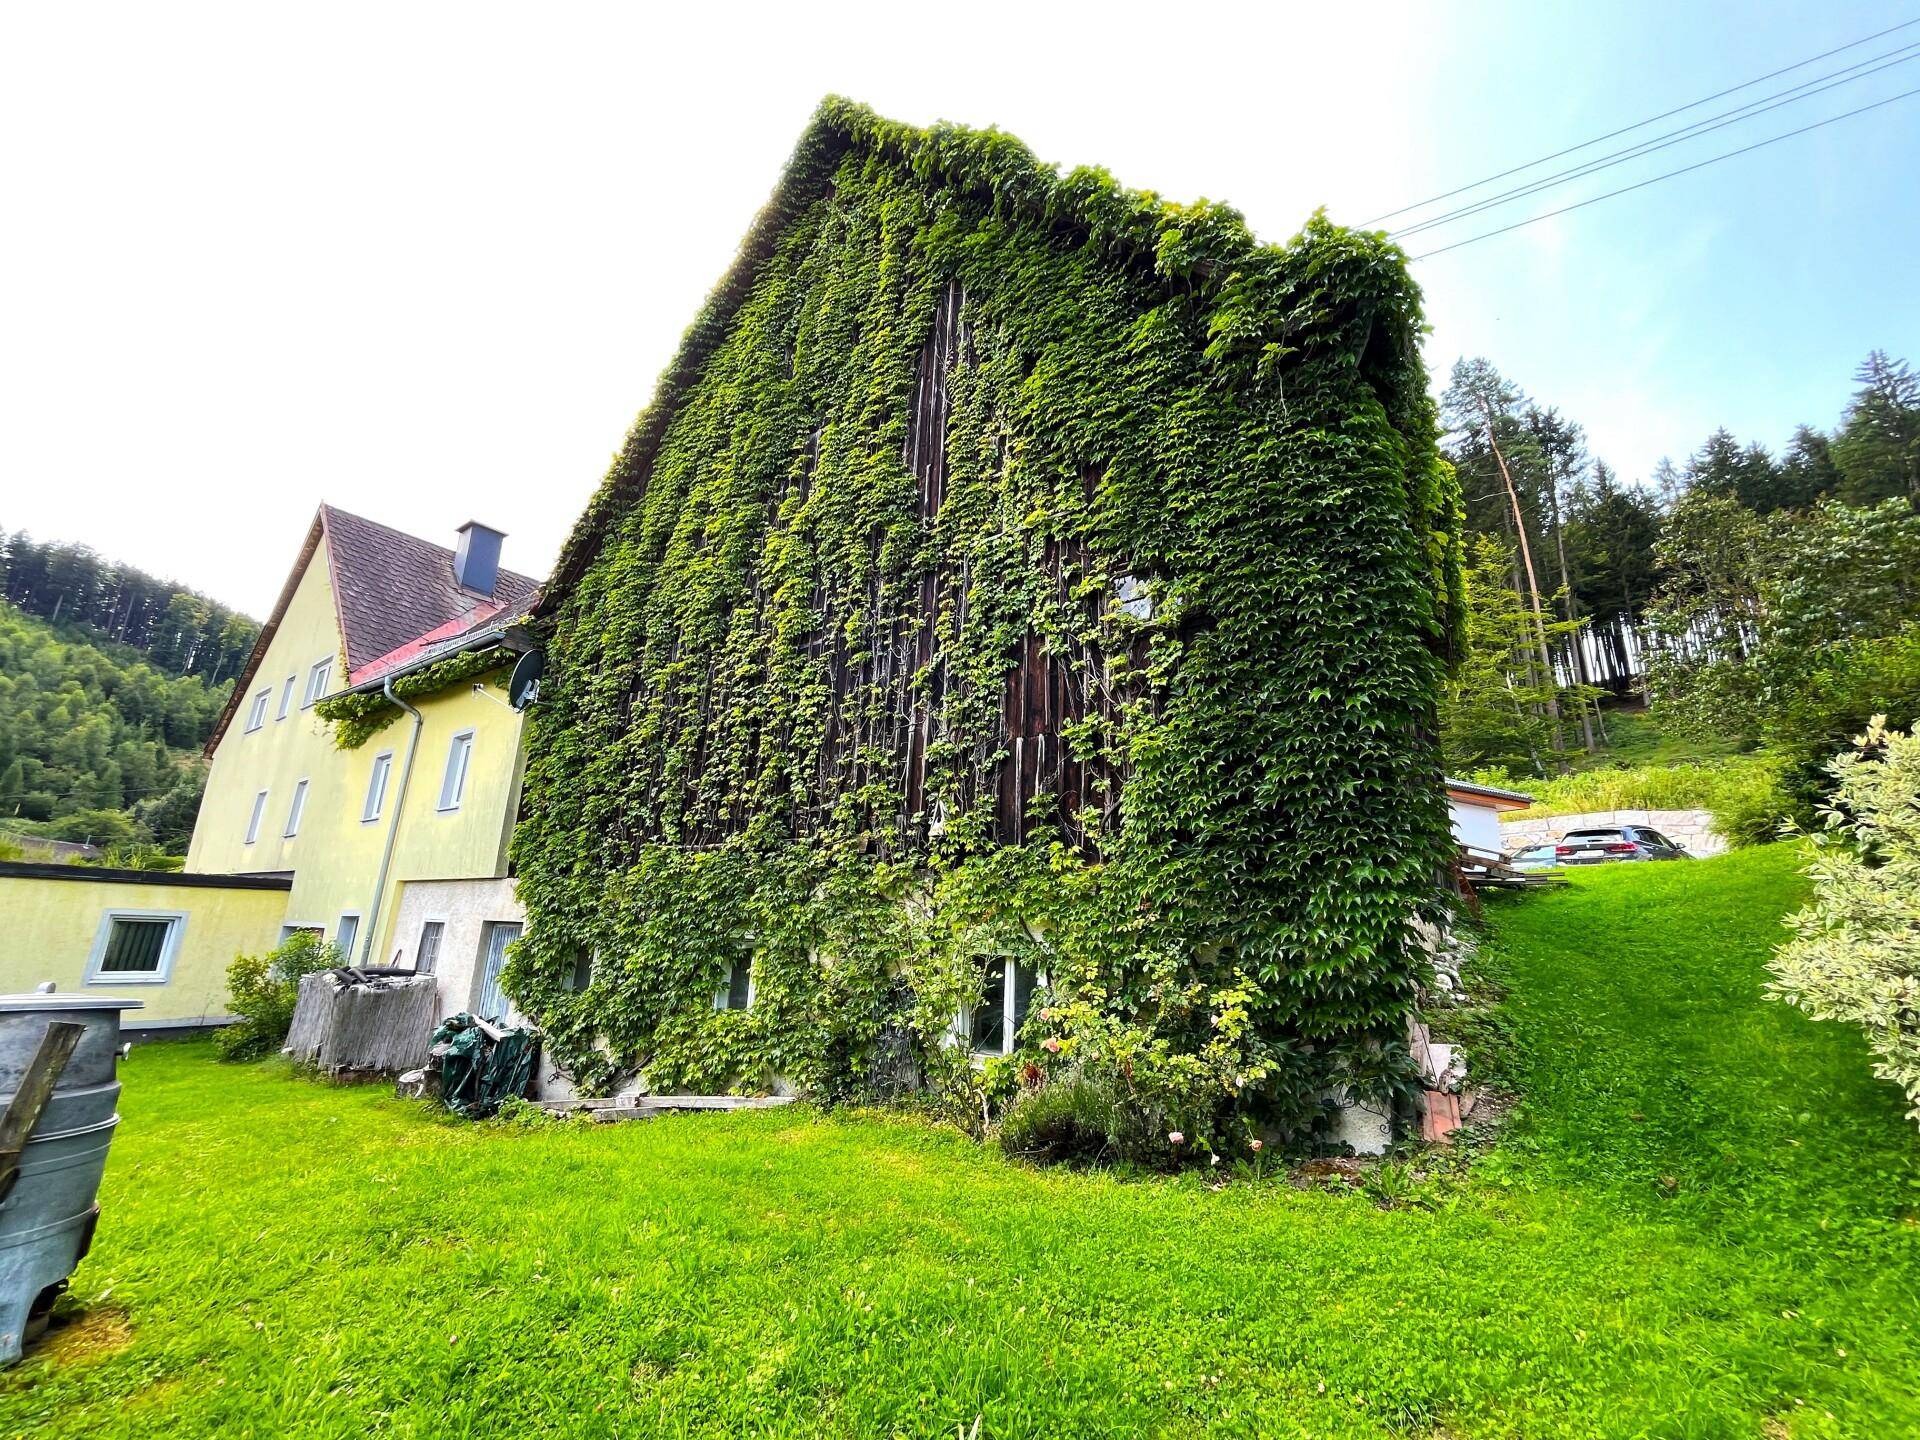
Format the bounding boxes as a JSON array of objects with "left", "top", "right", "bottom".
[{"left": 4, "top": 2, "right": 1916, "bottom": 614}]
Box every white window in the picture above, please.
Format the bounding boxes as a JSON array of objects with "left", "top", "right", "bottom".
[
  {"left": 437, "top": 730, "right": 475, "bottom": 812},
  {"left": 713, "top": 955, "right": 754, "bottom": 1011},
  {"left": 283, "top": 778, "right": 309, "bottom": 837},
  {"left": 363, "top": 751, "right": 393, "bottom": 822},
  {"left": 415, "top": 919, "right": 445, "bottom": 975},
  {"left": 244, "top": 689, "right": 270, "bottom": 733},
  {"left": 960, "top": 956, "right": 1042, "bottom": 1057},
  {"left": 87, "top": 910, "right": 186, "bottom": 984},
  {"left": 277, "top": 674, "right": 297, "bottom": 720},
  {"left": 244, "top": 789, "right": 269, "bottom": 844},
  {"left": 303, "top": 656, "right": 333, "bottom": 708},
  {"left": 478, "top": 921, "right": 522, "bottom": 1018},
  {"left": 335, "top": 913, "right": 361, "bottom": 962}
]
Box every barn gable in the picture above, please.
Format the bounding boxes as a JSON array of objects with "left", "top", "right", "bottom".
[{"left": 511, "top": 98, "right": 1463, "bottom": 1137}]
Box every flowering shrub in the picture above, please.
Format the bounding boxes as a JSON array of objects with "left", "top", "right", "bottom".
[{"left": 1768, "top": 716, "right": 1920, "bottom": 1124}]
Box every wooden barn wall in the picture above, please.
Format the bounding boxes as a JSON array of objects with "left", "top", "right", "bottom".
[{"left": 662, "top": 278, "right": 1142, "bottom": 858}]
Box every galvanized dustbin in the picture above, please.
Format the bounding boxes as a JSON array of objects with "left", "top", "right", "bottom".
[{"left": 0, "top": 993, "right": 140, "bottom": 1364}]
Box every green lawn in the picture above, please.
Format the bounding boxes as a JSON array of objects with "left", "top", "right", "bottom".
[{"left": 5, "top": 846, "right": 1917, "bottom": 1437}]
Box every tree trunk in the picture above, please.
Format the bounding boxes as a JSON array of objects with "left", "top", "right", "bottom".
[{"left": 1483, "top": 405, "right": 1564, "bottom": 758}]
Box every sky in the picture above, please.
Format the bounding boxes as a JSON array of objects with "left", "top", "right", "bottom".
[{"left": 2, "top": 2, "right": 1916, "bottom": 615}]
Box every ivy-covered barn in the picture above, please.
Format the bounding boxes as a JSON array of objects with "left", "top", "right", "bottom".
[{"left": 509, "top": 98, "right": 1463, "bottom": 1153}]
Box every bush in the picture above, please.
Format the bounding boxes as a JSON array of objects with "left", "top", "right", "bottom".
[
  {"left": 997, "top": 1070, "right": 1122, "bottom": 1166},
  {"left": 216, "top": 930, "right": 342, "bottom": 1061},
  {"left": 1768, "top": 717, "right": 1920, "bottom": 1126}
]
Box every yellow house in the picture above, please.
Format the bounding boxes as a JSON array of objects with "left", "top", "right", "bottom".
[{"left": 1, "top": 505, "right": 543, "bottom": 1031}]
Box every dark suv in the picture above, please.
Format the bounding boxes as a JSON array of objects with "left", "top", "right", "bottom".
[{"left": 1554, "top": 826, "right": 1691, "bottom": 865}]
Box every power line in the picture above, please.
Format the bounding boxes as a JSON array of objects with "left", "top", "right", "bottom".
[
  {"left": 1392, "top": 42, "right": 1920, "bottom": 239},
  {"left": 1364, "top": 14, "right": 1920, "bottom": 226},
  {"left": 1409, "top": 82, "right": 1920, "bottom": 260}
]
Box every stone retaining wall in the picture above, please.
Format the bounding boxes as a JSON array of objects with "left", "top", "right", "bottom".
[{"left": 1498, "top": 807, "right": 1725, "bottom": 857}]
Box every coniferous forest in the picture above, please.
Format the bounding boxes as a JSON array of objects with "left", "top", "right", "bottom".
[
  {"left": 0, "top": 530, "right": 256, "bottom": 859},
  {"left": 1438, "top": 348, "right": 1920, "bottom": 827}
]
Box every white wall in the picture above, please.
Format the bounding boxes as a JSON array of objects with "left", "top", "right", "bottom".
[
  {"left": 388, "top": 876, "right": 526, "bottom": 1022},
  {"left": 1449, "top": 797, "right": 1504, "bottom": 855}
]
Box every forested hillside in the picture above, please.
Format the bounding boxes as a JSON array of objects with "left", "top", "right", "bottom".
[
  {"left": 0, "top": 529, "right": 259, "bottom": 682},
  {"left": 0, "top": 605, "right": 230, "bottom": 854},
  {"left": 1441, "top": 347, "right": 1920, "bottom": 824}
]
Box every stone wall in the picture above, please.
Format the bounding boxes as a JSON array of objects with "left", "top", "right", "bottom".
[{"left": 1498, "top": 807, "right": 1725, "bottom": 857}]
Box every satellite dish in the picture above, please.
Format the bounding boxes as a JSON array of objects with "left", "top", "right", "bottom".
[{"left": 507, "top": 649, "right": 545, "bottom": 710}]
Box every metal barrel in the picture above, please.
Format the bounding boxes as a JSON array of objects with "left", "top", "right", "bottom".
[{"left": 0, "top": 994, "right": 140, "bottom": 1365}]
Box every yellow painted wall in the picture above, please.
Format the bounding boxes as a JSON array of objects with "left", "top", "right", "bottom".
[
  {"left": 0, "top": 873, "right": 289, "bottom": 1024},
  {"left": 186, "top": 537, "right": 526, "bottom": 967}
]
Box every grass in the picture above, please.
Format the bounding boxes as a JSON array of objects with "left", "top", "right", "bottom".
[{"left": 5, "top": 846, "right": 1918, "bottom": 1437}]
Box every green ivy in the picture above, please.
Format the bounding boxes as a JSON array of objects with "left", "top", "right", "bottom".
[
  {"left": 314, "top": 648, "right": 510, "bottom": 749},
  {"left": 508, "top": 98, "right": 1462, "bottom": 1155}
]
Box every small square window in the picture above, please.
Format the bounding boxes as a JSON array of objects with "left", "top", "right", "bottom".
[{"left": 88, "top": 911, "right": 185, "bottom": 984}]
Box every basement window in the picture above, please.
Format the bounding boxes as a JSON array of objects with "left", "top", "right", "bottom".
[{"left": 87, "top": 910, "right": 186, "bottom": 984}]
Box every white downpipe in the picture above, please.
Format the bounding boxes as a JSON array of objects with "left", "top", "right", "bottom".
[{"left": 360, "top": 677, "right": 424, "bottom": 966}]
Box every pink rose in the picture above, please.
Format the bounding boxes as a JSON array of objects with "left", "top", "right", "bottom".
[
  {"left": 1250, "top": 1138, "right": 1264, "bottom": 1152},
  {"left": 1041, "top": 1037, "right": 1062, "bottom": 1053},
  {"left": 1168, "top": 1131, "right": 1185, "bottom": 1146}
]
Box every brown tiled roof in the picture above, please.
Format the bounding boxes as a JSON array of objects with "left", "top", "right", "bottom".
[
  {"left": 319, "top": 505, "right": 541, "bottom": 673},
  {"left": 204, "top": 505, "right": 542, "bottom": 753}
]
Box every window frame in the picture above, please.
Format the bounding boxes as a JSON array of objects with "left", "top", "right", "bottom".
[
  {"left": 362, "top": 751, "right": 394, "bottom": 824},
  {"left": 280, "top": 923, "right": 323, "bottom": 945},
  {"left": 334, "top": 912, "right": 362, "bottom": 963},
  {"left": 302, "top": 656, "right": 334, "bottom": 709},
  {"left": 956, "top": 954, "right": 1045, "bottom": 1059},
  {"left": 277, "top": 674, "right": 297, "bottom": 720},
  {"left": 244, "top": 788, "right": 269, "bottom": 845},
  {"left": 283, "top": 777, "right": 309, "bottom": 838},
  {"left": 86, "top": 909, "right": 188, "bottom": 985},
  {"left": 713, "top": 955, "right": 755, "bottom": 1012},
  {"left": 244, "top": 688, "right": 271, "bottom": 733},
  {"left": 414, "top": 917, "right": 447, "bottom": 975},
  {"left": 437, "top": 729, "right": 476, "bottom": 813}
]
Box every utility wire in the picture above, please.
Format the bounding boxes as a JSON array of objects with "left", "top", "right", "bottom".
[
  {"left": 1410, "top": 82, "right": 1920, "bottom": 260},
  {"left": 1392, "top": 42, "right": 1920, "bottom": 239},
  {"left": 1364, "top": 14, "right": 1920, "bottom": 226}
]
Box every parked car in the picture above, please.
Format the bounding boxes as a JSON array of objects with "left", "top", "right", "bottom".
[
  {"left": 1554, "top": 826, "right": 1691, "bottom": 864},
  {"left": 1506, "top": 842, "right": 1563, "bottom": 872}
]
